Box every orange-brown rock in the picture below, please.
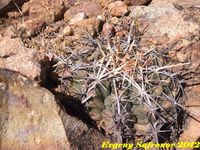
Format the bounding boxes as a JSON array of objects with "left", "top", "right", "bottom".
[
  {"left": 101, "top": 23, "right": 115, "bottom": 38},
  {"left": 7, "top": 10, "right": 22, "bottom": 18},
  {"left": 64, "top": 1, "right": 102, "bottom": 22},
  {"left": 72, "top": 17, "right": 103, "bottom": 37},
  {"left": 22, "top": 0, "right": 66, "bottom": 23},
  {"left": 0, "top": 38, "right": 47, "bottom": 81},
  {"left": 0, "top": 25, "right": 16, "bottom": 40},
  {"left": 69, "top": 12, "right": 87, "bottom": 25},
  {"left": 63, "top": 25, "right": 73, "bottom": 36},
  {"left": 176, "top": 43, "right": 200, "bottom": 69},
  {"left": 94, "top": 0, "right": 108, "bottom": 7},
  {"left": 21, "top": 19, "right": 46, "bottom": 36},
  {"left": 108, "top": 1, "right": 129, "bottom": 17}
]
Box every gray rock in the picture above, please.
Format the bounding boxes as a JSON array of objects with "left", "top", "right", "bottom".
[{"left": 0, "top": 69, "right": 70, "bottom": 150}]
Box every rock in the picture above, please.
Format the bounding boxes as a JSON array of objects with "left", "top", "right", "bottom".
[
  {"left": 110, "top": 17, "right": 120, "bottom": 25},
  {"left": 180, "top": 85, "right": 200, "bottom": 142},
  {"left": 116, "top": 29, "right": 128, "bottom": 38},
  {"left": 22, "top": 0, "right": 66, "bottom": 23},
  {"left": 108, "top": 1, "right": 129, "bottom": 17},
  {"left": 0, "top": 38, "right": 46, "bottom": 81},
  {"left": 190, "top": 43, "right": 200, "bottom": 69},
  {"left": 44, "top": 26, "right": 59, "bottom": 35},
  {"left": 0, "top": 38, "right": 23, "bottom": 57},
  {"left": 63, "top": 25, "right": 73, "bottom": 36},
  {"left": 69, "top": 12, "right": 87, "bottom": 25},
  {"left": 130, "top": 4, "right": 199, "bottom": 50},
  {"left": 72, "top": 17, "right": 103, "bottom": 37},
  {"left": 0, "top": 0, "right": 27, "bottom": 15},
  {"left": 0, "top": 0, "right": 11, "bottom": 10},
  {"left": 176, "top": 51, "right": 189, "bottom": 62},
  {"left": 124, "top": 0, "right": 152, "bottom": 6},
  {"left": 0, "top": 23, "right": 16, "bottom": 40},
  {"left": 0, "top": 49, "right": 41, "bottom": 80},
  {"left": 7, "top": 10, "right": 22, "bottom": 18},
  {"left": 0, "top": 69, "right": 70, "bottom": 150},
  {"left": 21, "top": 19, "right": 46, "bottom": 36},
  {"left": 175, "top": 42, "right": 200, "bottom": 69},
  {"left": 151, "top": 0, "right": 200, "bottom": 7},
  {"left": 101, "top": 23, "right": 115, "bottom": 38},
  {"left": 64, "top": 1, "right": 102, "bottom": 22},
  {"left": 43, "top": 20, "right": 65, "bottom": 35},
  {"left": 110, "top": 16, "right": 132, "bottom": 37},
  {"left": 94, "top": 0, "right": 107, "bottom": 7}
]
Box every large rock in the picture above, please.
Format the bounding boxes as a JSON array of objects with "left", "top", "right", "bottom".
[
  {"left": 130, "top": 3, "right": 199, "bottom": 50},
  {"left": 0, "top": 38, "right": 48, "bottom": 81},
  {"left": 0, "top": 69, "right": 70, "bottom": 150}
]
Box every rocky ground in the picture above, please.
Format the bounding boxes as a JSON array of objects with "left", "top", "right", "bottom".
[{"left": 0, "top": 0, "right": 200, "bottom": 149}]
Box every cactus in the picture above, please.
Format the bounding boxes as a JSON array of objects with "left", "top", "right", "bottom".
[{"left": 53, "top": 21, "right": 188, "bottom": 143}]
